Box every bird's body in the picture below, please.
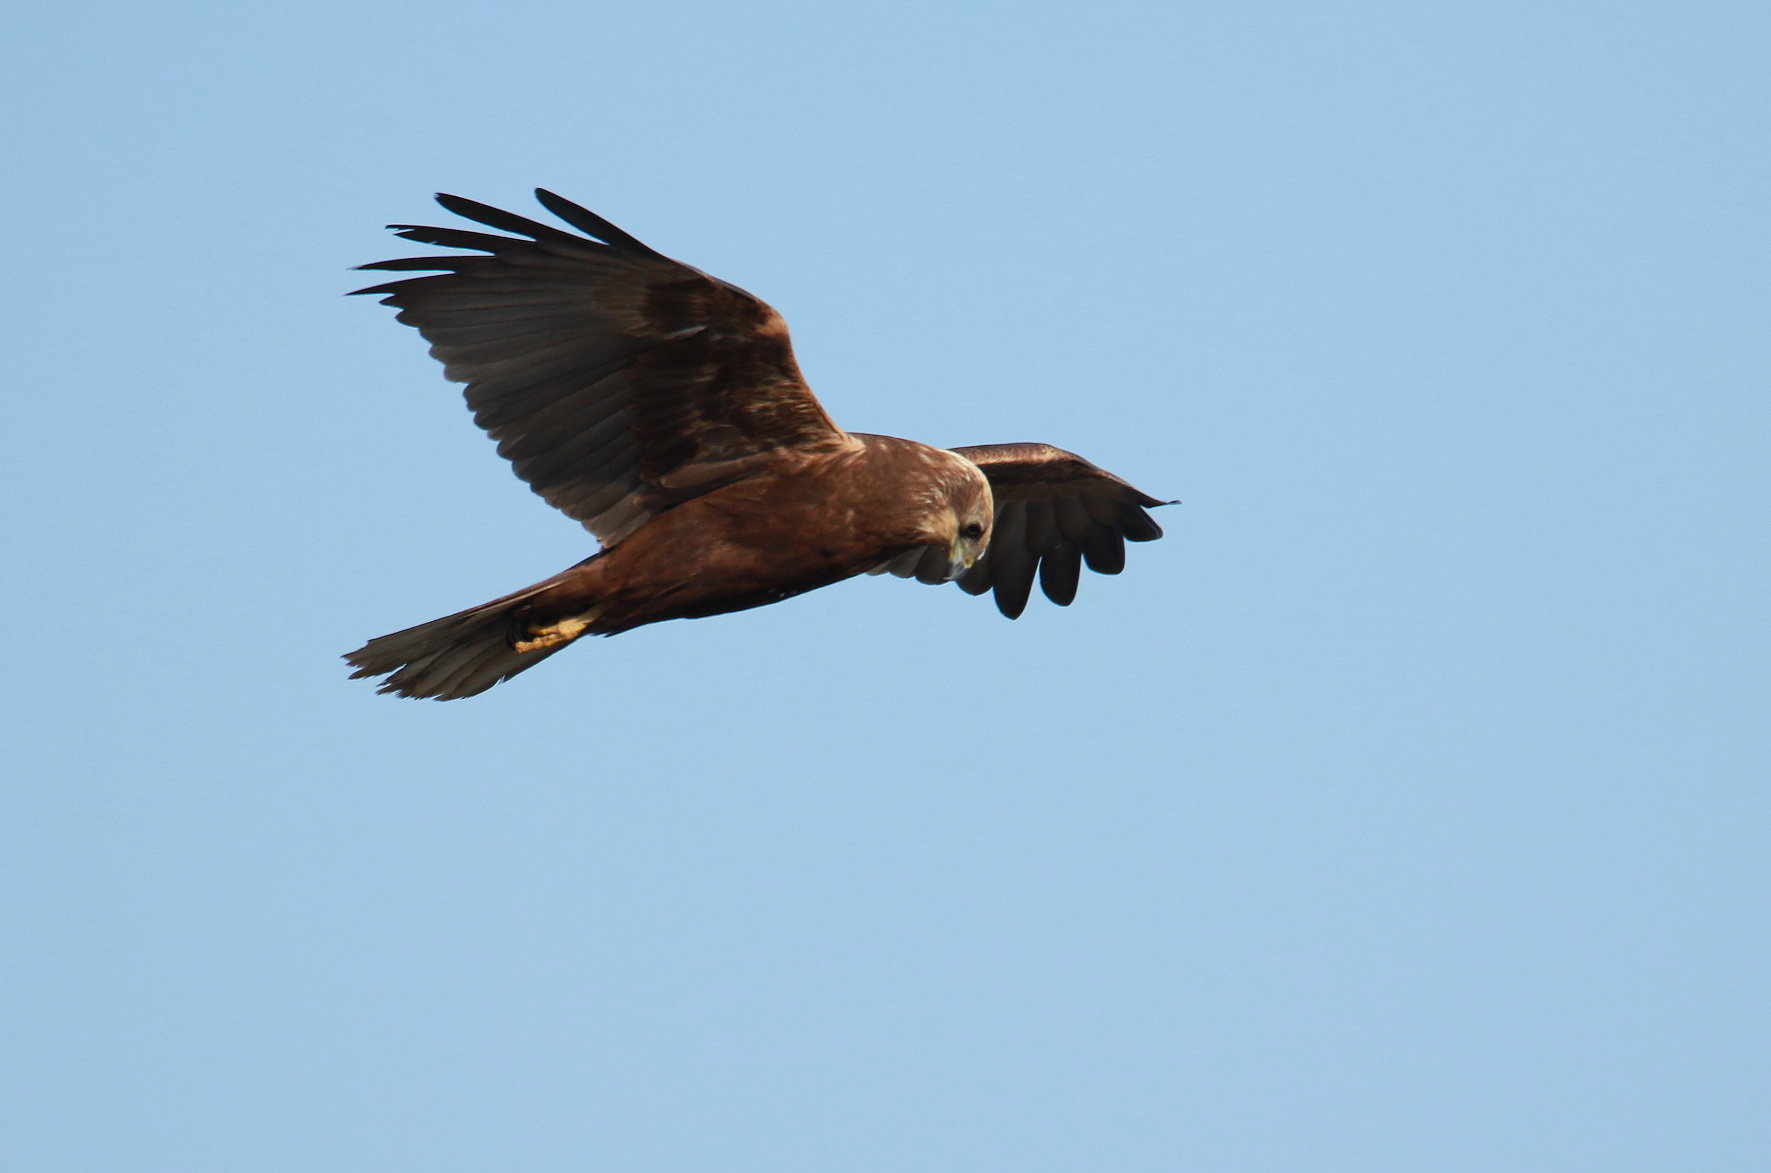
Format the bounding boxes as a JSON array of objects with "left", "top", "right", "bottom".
[{"left": 345, "top": 191, "right": 1168, "bottom": 699}]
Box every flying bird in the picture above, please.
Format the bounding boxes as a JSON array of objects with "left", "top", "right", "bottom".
[{"left": 344, "top": 190, "right": 1170, "bottom": 699}]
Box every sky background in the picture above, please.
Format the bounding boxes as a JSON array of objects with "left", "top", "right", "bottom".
[{"left": 5, "top": 2, "right": 1767, "bottom": 1170}]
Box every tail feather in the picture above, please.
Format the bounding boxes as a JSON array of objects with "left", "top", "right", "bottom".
[{"left": 344, "top": 581, "right": 575, "bottom": 700}]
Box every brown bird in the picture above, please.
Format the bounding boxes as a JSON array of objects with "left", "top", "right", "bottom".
[{"left": 345, "top": 190, "right": 1170, "bottom": 699}]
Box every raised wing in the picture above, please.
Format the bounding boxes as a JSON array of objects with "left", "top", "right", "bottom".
[
  {"left": 951, "top": 443, "right": 1170, "bottom": 618},
  {"left": 355, "top": 189, "right": 855, "bottom": 546}
]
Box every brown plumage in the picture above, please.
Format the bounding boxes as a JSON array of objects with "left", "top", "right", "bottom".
[{"left": 344, "top": 190, "right": 1170, "bottom": 699}]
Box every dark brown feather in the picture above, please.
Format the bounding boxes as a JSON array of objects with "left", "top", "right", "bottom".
[
  {"left": 1038, "top": 540, "right": 1082, "bottom": 606},
  {"left": 533, "top": 188, "right": 667, "bottom": 257},
  {"left": 984, "top": 501, "right": 1036, "bottom": 619}
]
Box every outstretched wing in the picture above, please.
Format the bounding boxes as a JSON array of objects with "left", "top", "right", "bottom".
[
  {"left": 951, "top": 443, "right": 1170, "bottom": 618},
  {"left": 355, "top": 189, "right": 855, "bottom": 546}
]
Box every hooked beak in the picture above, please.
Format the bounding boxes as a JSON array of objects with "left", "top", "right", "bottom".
[{"left": 948, "top": 540, "right": 977, "bottom": 581}]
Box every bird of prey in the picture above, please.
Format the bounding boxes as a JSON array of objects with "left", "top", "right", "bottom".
[{"left": 344, "top": 190, "right": 1169, "bottom": 699}]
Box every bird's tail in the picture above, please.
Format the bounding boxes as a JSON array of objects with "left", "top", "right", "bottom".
[{"left": 344, "top": 577, "right": 597, "bottom": 701}]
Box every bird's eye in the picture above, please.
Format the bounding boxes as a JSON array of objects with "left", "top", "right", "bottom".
[{"left": 961, "top": 522, "right": 985, "bottom": 540}]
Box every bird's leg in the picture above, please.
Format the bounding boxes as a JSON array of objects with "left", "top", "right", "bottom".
[{"left": 513, "top": 607, "right": 602, "bottom": 653}]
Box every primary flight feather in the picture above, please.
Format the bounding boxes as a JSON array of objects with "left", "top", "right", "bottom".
[{"left": 345, "top": 190, "right": 1170, "bottom": 699}]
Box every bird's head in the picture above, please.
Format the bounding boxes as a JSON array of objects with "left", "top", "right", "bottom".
[{"left": 934, "top": 452, "right": 994, "bottom": 580}]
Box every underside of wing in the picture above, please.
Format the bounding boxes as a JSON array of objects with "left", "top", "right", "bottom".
[
  {"left": 949, "top": 442, "right": 1171, "bottom": 618},
  {"left": 354, "top": 189, "right": 854, "bottom": 545},
  {"left": 866, "top": 544, "right": 960, "bottom": 585}
]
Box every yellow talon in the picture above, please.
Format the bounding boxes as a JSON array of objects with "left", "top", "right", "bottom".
[{"left": 513, "top": 612, "right": 595, "bottom": 653}]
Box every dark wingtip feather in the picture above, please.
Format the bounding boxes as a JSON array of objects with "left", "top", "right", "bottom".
[
  {"left": 533, "top": 188, "right": 660, "bottom": 256},
  {"left": 993, "top": 578, "right": 1033, "bottom": 619},
  {"left": 354, "top": 256, "right": 465, "bottom": 272},
  {"left": 1038, "top": 543, "right": 1082, "bottom": 606},
  {"left": 1081, "top": 528, "right": 1126, "bottom": 575},
  {"left": 1121, "top": 510, "right": 1164, "bottom": 543},
  {"left": 431, "top": 192, "right": 583, "bottom": 245},
  {"left": 388, "top": 224, "right": 521, "bottom": 253}
]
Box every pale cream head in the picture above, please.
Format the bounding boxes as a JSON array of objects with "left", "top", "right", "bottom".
[{"left": 938, "top": 451, "right": 994, "bottom": 576}]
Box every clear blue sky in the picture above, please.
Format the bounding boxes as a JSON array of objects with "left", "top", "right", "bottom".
[{"left": 6, "top": 2, "right": 1767, "bottom": 1170}]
